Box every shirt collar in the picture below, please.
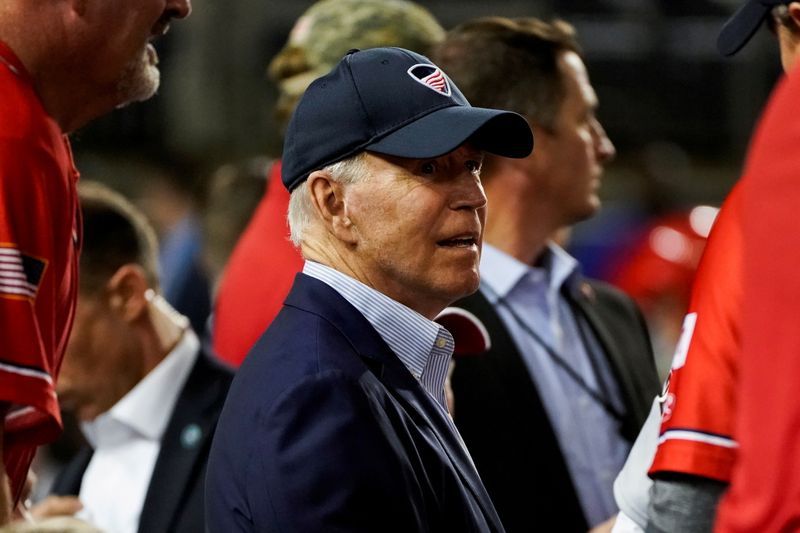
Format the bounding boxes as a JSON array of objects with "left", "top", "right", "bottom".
[
  {"left": 480, "top": 242, "right": 580, "bottom": 299},
  {"left": 545, "top": 242, "right": 581, "bottom": 294},
  {"left": 303, "top": 261, "right": 453, "bottom": 379},
  {"left": 82, "top": 329, "right": 199, "bottom": 447}
]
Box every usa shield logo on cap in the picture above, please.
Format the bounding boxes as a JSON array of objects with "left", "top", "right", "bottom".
[{"left": 407, "top": 64, "right": 451, "bottom": 97}]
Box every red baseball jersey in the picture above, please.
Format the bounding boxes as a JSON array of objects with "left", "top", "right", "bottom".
[
  {"left": 716, "top": 65, "right": 800, "bottom": 533},
  {"left": 649, "top": 182, "right": 743, "bottom": 483},
  {"left": 0, "top": 41, "right": 80, "bottom": 500},
  {"left": 212, "top": 160, "right": 304, "bottom": 366}
]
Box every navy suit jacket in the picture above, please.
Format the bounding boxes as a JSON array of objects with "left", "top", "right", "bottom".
[
  {"left": 451, "top": 279, "right": 660, "bottom": 533},
  {"left": 51, "top": 346, "right": 234, "bottom": 533},
  {"left": 206, "top": 273, "right": 505, "bottom": 532}
]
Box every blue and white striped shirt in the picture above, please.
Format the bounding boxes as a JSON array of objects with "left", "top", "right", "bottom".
[{"left": 303, "top": 261, "right": 455, "bottom": 412}]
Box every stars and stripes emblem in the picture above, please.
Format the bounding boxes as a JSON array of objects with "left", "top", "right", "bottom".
[
  {"left": 407, "top": 64, "right": 452, "bottom": 96},
  {"left": 0, "top": 246, "right": 46, "bottom": 300}
]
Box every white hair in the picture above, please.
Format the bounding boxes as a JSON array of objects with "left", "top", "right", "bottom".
[{"left": 287, "top": 153, "right": 369, "bottom": 246}]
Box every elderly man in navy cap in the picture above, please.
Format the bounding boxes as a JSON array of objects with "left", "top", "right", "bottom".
[{"left": 205, "top": 47, "right": 532, "bottom": 532}]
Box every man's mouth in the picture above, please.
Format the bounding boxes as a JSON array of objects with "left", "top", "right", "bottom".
[{"left": 438, "top": 235, "right": 478, "bottom": 248}]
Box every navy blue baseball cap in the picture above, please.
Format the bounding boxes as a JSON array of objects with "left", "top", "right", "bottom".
[
  {"left": 717, "top": 0, "right": 788, "bottom": 56},
  {"left": 281, "top": 47, "right": 534, "bottom": 191}
]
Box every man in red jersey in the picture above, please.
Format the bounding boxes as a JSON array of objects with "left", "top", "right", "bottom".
[
  {"left": 610, "top": 2, "right": 800, "bottom": 532},
  {"left": 0, "top": 0, "right": 191, "bottom": 522},
  {"left": 212, "top": 0, "right": 445, "bottom": 366},
  {"left": 713, "top": 2, "right": 800, "bottom": 531}
]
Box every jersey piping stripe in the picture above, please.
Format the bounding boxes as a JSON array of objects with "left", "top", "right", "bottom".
[
  {"left": 0, "top": 361, "right": 53, "bottom": 385},
  {"left": 658, "top": 428, "right": 738, "bottom": 448}
]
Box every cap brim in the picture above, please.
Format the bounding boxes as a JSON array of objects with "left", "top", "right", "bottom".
[
  {"left": 717, "top": 1, "right": 772, "bottom": 57},
  {"left": 366, "top": 106, "right": 533, "bottom": 160}
]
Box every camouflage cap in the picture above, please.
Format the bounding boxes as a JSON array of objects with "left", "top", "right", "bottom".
[{"left": 269, "top": 0, "right": 445, "bottom": 130}]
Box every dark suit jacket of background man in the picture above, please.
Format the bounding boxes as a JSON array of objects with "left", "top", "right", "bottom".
[
  {"left": 452, "top": 278, "right": 660, "bottom": 533},
  {"left": 51, "top": 347, "right": 234, "bottom": 533},
  {"left": 205, "top": 273, "right": 505, "bottom": 532}
]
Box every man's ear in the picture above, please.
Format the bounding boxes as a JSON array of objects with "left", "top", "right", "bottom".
[
  {"left": 104, "top": 265, "right": 150, "bottom": 323},
  {"left": 307, "top": 171, "right": 357, "bottom": 244},
  {"left": 789, "top": 3, "right": 800, "bottom": 29}
]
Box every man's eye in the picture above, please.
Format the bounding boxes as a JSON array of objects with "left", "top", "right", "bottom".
[{"left": 421, "top": 162, "right": 437, "bottom": 174}]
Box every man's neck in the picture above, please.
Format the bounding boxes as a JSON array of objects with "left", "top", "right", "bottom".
[
  {"left": 482, "top": 163, "right": 558, "bottom": 266},
  {"left": 483, "top": 196, "right": 554, "bottom": 266}
]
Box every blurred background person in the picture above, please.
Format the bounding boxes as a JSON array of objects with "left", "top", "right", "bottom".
[
  {"left": 211, "top": 0, "right": 446, "bottom": 366},
  {"left": 432, "top": 17, "right": 660, "bottom": 533},
  {"left": 33, "top": 182, "right": 232, "bottom": 533},
  {"left": 0, "top": 0, "right": 191, "bottom": 522},
  {"left": 136, "top": 166, "right": 211, "bottom": 338},
  {"left": 201, "top": 156, "right": 272, "bottom": 295},
  {"left": 610, "top": 205, "right": 719, "bottom": 379}
]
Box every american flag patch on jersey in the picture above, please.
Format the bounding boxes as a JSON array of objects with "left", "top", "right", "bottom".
[{"left": 0, "top": 246, "right": 46, "bottom": 300}]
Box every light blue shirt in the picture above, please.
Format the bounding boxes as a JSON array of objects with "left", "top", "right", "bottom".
[
  {"left": 480, "top": 243, "right": 630, "bottom": 527},
  {"left": 303, "top": 261, "right": 454, "bottom": 412}
]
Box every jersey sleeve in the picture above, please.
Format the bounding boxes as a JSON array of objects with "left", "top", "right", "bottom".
[
  {"left": 0, "top": 138, "right": 68, "bottom": 495},
  {"left": 649, "top": 188, "right": 743, "bottom": 483}
]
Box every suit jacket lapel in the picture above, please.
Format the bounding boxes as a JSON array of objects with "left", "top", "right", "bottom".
[
  {"left": 137, "top": 348, "right": 228, "bottom": 533},
  {"left": 285, "top": 274, "right": 501, "bottom": 524},
  {"left": 565, "top": 281, "right": 641, "bottom": 439},
  {"left": 456, "top": 290, "right": 541, "bottom": 401},
  {"left": 50, "top": 447, "right": 93, "bottom": 496},
  {"left": 382, "top": 357, "right": 501, "bottom": 523}
]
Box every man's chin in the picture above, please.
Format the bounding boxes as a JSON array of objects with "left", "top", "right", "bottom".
[
  {"left": 116, "top": 58, "right": 161, "bottom": 107},
  {"left": 448, "top": 274, "right": 481, "bottom": 303}
]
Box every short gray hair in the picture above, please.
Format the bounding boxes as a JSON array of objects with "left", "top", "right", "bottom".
[{"left": 287, "top": 153, "right": 369, "bottom": 246}]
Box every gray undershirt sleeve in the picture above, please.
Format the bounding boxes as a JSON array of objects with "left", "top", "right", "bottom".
[{"left": 645, "top": 474, "right": 728, "bottom": 533}]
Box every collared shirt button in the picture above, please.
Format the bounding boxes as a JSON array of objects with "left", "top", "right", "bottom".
[{"left": 436, "top": 337, "right": 447, "bottom": 348}]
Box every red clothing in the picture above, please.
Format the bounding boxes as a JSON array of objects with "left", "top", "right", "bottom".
[
  {"left": 715, "top": 65, "right": 800, "bottom": 533},
  {"left": 0, "top": 41, "right": 80, "bottom": 500},
  {"left": 649, "top": 183, "right": 742, "bottom": 483},
  {"left": 212, "top": 161, "right": 303, "bottom": 365}
]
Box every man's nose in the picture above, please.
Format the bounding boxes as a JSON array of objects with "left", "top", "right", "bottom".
[
  {"left": 167, "top": 0, "right": 192, "bottom": 20},
  {"left": 593, "top": 118, "right": 616, "bottom": 164},
  {"left": 454, "top": 171, "right": 488, "bottom": 211}
]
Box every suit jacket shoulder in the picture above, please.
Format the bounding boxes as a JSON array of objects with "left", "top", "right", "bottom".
[{"left": 206, "top": 273, "right": 505, "bottom": 533}]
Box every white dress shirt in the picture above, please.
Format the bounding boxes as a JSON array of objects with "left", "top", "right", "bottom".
[{"left": 77, "top": 330, "right": 199, "bottom": 533}]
